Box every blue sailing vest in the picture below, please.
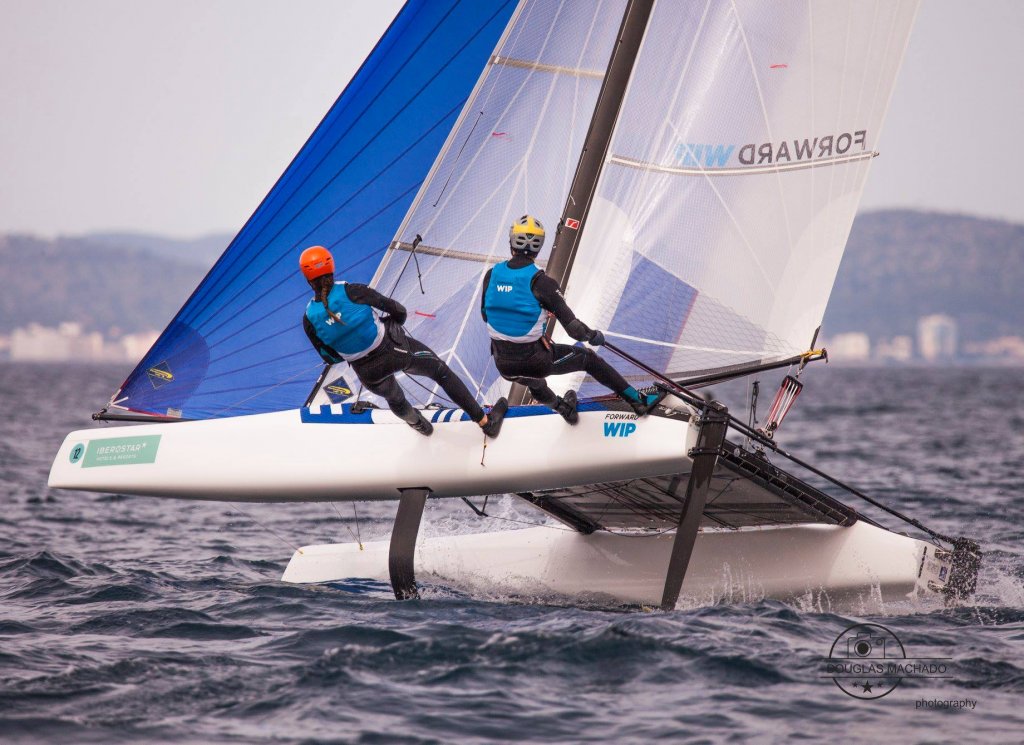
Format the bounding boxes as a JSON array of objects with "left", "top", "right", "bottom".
[
  {"left": 305, "top": 283, "right": 384, "bottom": 361},
  {"left": 483, "top": 262, "right": 546, "bottom": 343}
]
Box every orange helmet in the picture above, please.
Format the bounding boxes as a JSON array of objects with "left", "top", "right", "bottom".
[{"left": 299, "top": 246, "right": 334, "bottom": 281}]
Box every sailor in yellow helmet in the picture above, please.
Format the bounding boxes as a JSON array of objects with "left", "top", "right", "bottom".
[
  {"left": 300, "top": 246, "right": 507, "bottom": 437},
  {"left": 479, "top": 215, "right": 660, "bottom": 422}
]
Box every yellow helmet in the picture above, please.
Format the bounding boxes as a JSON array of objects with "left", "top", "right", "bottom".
[{"left": 509, "top": 214, "right": 545, "bottom": 255}]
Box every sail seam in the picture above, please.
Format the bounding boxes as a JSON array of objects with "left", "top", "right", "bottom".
[
  {"left": 607, "top": 150, "right": 877, "bottom": 176},
  {"left": 490, "top": 55, "right": 604, "bottom": 79}
]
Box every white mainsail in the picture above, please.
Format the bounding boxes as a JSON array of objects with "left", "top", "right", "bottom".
[{"left": 566, "top": 0, "right": 920, "bottom": 383}]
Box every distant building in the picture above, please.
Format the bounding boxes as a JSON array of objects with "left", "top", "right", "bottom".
[
  {"left": 917, "top": 315, "right": 958, "bottom": 362},
  {"left": 117, "top": 331, "right": 160, "bottom": 362},
  {"left": 875, "top": 335, "right": 914, "bottom": 363},
  {"left": 11, "top": 322, "right": 102, "bottom": 362},
  {"left": 828, "top": 332, "right": 871, "bottom": 362},
  {"left": 8, "top": 323, "right": 158, "bottom": 363},
  {"left": 964, "top": 336, "right": 1024, "bottom": 363}
]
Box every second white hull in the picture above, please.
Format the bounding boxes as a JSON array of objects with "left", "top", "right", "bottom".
[{"left": 282, "top": 520, "right": 952, "bottom": 610}]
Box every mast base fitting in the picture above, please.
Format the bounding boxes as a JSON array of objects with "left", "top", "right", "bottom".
[{"left": 943, "top": 537, "right": 982, "bottom": 606}]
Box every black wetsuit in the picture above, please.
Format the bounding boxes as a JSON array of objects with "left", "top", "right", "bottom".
[
  {"left": 480, "top": 255, "right": 631, "bottom": 407},
  {"left": 304, "top": 282, "right": 485, "bottom": 422}
]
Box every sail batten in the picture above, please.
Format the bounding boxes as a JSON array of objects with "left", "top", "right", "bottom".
[{"left": 490, "top": 55, "right": 605, "bottom": 79}]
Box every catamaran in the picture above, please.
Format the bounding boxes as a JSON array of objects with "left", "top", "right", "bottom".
[{"left": 49, "top": 0, "right": 980, "bottom": 609}]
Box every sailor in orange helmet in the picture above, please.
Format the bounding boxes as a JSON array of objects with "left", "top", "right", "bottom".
[{"left": 300, "top": 246, "right": 507, "bottom": 437}]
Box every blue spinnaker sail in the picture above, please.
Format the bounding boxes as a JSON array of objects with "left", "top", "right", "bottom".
[{"left": 111, "top": 0, "right": 516, "bottom": 419}]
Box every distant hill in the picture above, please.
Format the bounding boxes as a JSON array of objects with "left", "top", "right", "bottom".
[
  {"left": 824, "top": 210, "right": 1024, "bottom": 341},
  {"left": 84, "top": 231, "right": 230, "bottom": 268},
  {"left": 0, "top": 210, "right": 1021, "bottom": 341},
  {"left": 0, "top": 234, "right": 208, "bottom": 335}
]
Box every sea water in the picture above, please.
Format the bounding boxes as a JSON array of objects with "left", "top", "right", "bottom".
[{"left": 1, "top": 362, "right": 1022, "bottom": 743}]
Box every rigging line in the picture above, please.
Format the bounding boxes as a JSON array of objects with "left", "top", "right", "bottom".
[
  {"left": 229, "top": 503, "right": 304, "bottom": 555},
  {"left": 432, "top": 110, "right": 485, "bottom": 207},
  {"left": 352, "top": 502, "right": 362, "bottom": 548},
  {"left": 403, "top": 372, "right": 457, "bottom": 409},
  {"left": 393, "top": 161, "right": 521, "bottom": 290},
  {"left": 436, "top": 351, "right": 487, "bottom": 409},
  {"left": 179, "top": 2, "right": 469, "bottom": 321},
  {"left": 600, "top": 340, "right": 957, "bottom": 545},
  {"left": 388, "top": 234, "right": 424, "bottom": 297},
  {"left": 328, "top": 502, "right": 364, "bottom": 550},
  {"left": 475, "top": 510, "right": 574, "bottom": 533}
]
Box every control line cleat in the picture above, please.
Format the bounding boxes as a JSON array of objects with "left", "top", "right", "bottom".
[
  {"left": 554, "top": 390, "right": 579, "bottom": 425},
  {"left": 481, "top": 397, "right": 508, "bottom": 439}
]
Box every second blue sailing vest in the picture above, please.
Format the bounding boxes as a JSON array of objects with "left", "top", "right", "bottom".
[
  {"left": 304, "top": 282, "right": 384, "bottom": 360},
  {"left": 483, "top": 262, "right": 546, "bottom": 343}
]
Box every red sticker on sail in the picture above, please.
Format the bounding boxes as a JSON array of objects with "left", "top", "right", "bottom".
[{"left": 564, "top": 218, "right": 580, "bottom": 230}]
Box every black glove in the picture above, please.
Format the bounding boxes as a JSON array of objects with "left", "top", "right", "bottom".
[
  {"left": 588, "top": 329, "right": 605, "bottom": 346},
  {"left": 385, "top": 307, "right": 407, "bottom": 325}
]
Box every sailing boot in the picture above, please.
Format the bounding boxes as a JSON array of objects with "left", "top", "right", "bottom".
[
  {"left": 553, "top": 390, "right": 579, "bottom": 425},
  {"left": 481, "top": 397, "right": 508, "bottom": 438},
  {"left": 620, "top": 386, "right": 661, "bottom": 417},
  {"left": 397, "top": 405, "right": 433, "bottom": 436}
]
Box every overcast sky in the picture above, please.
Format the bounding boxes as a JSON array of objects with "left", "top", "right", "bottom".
[{"left": 1, "top": 0, "right": 1022, "bottom": 238}]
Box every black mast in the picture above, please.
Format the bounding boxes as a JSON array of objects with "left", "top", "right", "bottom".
[{"left": 509, "top": 0, "right": 656, "bottom": 406}]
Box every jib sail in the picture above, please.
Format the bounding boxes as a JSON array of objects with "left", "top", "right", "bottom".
[{"left": 106, "top": 0, "right": 518, "bottom": 419}]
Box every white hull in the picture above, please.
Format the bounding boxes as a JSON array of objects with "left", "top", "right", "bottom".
[
  {"left": 49, "top": 398, "right": 967, "bottom": 610},
  {"left": 49, "top": 403, "right": 693, "bottom": 501},
  {"left": 282, "top": 520, "right": 952, "bottom": 609}
]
